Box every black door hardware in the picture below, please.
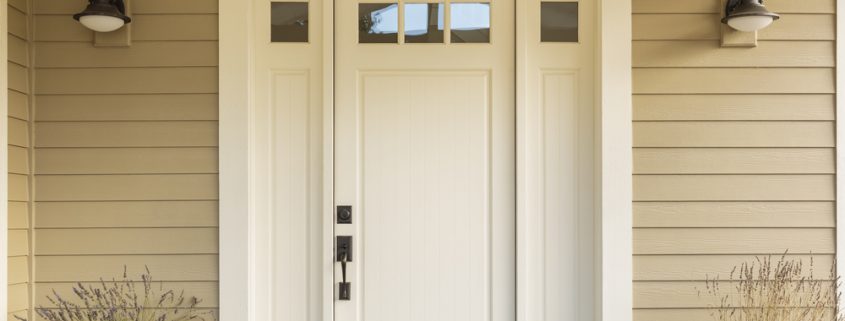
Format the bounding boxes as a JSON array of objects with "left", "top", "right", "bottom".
[
  {"left": 336, "top": 236, "right": 352, "bottom": 301},
  {"left": 337, "top": 206, "right": 352, "bottom": 224}
]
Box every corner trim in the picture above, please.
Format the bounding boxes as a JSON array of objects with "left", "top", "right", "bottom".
[
  {"left": 218, "top": 0, "right": 254, "bottom": 320},
  {"left": 0, "top": 0, "right": 8, "bottom": 317},
  {"left": 597, "top": 0, "right": 633, "bottom": 320},
  {"left": 836, "top": 0, "right": 844, "bottom": 307}
]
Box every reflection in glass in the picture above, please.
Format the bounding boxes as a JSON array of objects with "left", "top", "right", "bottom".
[
  {"left": 405, "top": 3, "right": 445, "bottom": 43},
  {"left": 271, "top": 2, "right": 309, "bottom": 42},
  {"left": 541, "top": 2, "right": 578, "bottom": 42},
  {"left": 450, "top": 3, "right": 490, "bottom": 43},
  {"left": 359, "top": 3, "right": 399, "bottom": 43}
]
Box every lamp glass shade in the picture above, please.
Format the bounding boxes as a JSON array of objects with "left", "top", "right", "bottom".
[
  {"left": 79, "top": 15, "right": 126, "bottom": 32},
  {"left": 726, "top": 15, "right": 774, "bottom": 32}
]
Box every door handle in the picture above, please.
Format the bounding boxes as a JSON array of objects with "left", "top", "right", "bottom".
[{"left": 337, "top": 236, "right": 352, "bottom": 301}]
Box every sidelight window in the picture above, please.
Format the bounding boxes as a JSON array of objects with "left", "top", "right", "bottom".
[
  {"left": 541, "top": 2, "right": 579, "bottom": 42},
  {"left": 270, "top": 2, "right": 309, "bottom": 42}
]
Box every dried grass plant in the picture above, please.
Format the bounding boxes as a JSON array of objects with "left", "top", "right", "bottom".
[
  {"left": 701, "top": 254, "right": 843, "bottom": 321},
  {"left": 14, "top": 267, "right": 216, "bottom": 321}
]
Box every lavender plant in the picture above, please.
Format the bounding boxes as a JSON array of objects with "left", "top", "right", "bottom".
[
  {"left": 14, "top": 267, "right": 216, "bottom": 321},
  {"left": 701, "top": 254, "right": 843, "bottom": 321}
]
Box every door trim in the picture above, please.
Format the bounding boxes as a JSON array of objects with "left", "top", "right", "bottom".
[
  {"left": 0, "top": 0, "right": 9, "bottom": 318},
  {"left": 218, "top": 1, "right": 634, "bottom": 321}
]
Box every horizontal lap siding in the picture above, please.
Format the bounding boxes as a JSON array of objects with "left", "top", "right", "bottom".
[
  {"left": 631, "top": 0, "right": 836, "bottom": 320},
  {"left": 7, "top": 0, "right": 30, "bottom": 319},
  {"left": 31, "top": 0, "right": 219, "bottom": 312}
]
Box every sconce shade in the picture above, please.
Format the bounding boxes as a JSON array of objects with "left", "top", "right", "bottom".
[
  {"left": 721, "top": 0, "right": 779, "bottom": 32},
  {"left": 73, "top": 0, "right": 131, "bottom": 32}
]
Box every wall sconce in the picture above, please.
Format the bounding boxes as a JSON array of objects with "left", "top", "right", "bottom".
[
  {"left": 73, "top": 0, "right": 132, "bottom": 33},
  {"left": 721, "top": 0, "right": 779, "bottom": 32}
]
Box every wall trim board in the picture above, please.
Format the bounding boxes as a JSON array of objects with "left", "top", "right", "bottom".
[
  {"left": 0, "top": 0, "right": 8, "bottom": 317},
  {"left": 835, "top": 0, "right": 844, "bottom": 310},
  {"left": 218, "top": 1, "right": 634, "bottom": 321}
]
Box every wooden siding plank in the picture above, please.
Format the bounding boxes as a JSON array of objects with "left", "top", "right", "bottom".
[
  {"left": 634, "top": 202, "right": 835, "bottom": 228},
  {"left": 633, "top": 41, "right": 834, "bottom": 68},
  {"left": 760, "top": 14, "right": 836, "bottom": 41},
  {"left": 9, "top": 312, "right": 29, "bottom": 321},
  {"left": 8, "top": 283, "right": 28, "bottom": 312},
  {"left": 634, "top": 122, "right": 834, "bottom": 148},
  {"left": 635, "top": 281, "right": 835, "bottom": 308},
  {"left": 9, "top": 35, "right": 27, "bottom": 67},
  {"left": 35, "top": 255, "right": 218, "bottom": 282},
  {"left": 9, "top": 145, "right": 29, "bottom": 174},
  {"left": 36, "top": 148, "right": 218, "bottom": 175},
  {"left": 8, "top": 117, "right": 29, "bottom": 147},
  {"left": 634, "top": 228, "right": 835, "bottom": 255},
  {"left": 8, "top": 201, "right": 29, "bottom": 229},
  {"left": 8, "top": 6, "right": 26, "bottom": 39},
  {"left": 35, "top": 41, "right": 218, "bottom": 68},
  {"left": 633, "top": 68, "right": 835, "bottom": 94},
  {"left": 132, "top": 15, "right": 218, "bottom": 41},
  {"left": 634, "top": 254, "right": 834, "bottom": 281},
  {"left": 35, "top": 121, "right": 218, "bottom": 148},
  {"left": 35, "top": 174, "right": 218, "bottom": 201},
  {"left": 35, "top": 201, "right": 218, "bottom": 228},
  {"left": 33, "top": 0, "right": 218, "bottom": 14},
  {"left": 633, "top": 0, "right": 835, "bottom": 14},
  {"left": 633, "top": 94, "right": 835, "bottom": 121},
  {"left": 34, "top": 14, "right": 218, "bottom": 42},
  {"left": 9, "top": 174, "right": 29, "bottom": 202},
  {"left": 8, "top": 0, "right": 27, "bottom": 13},
  {"left": 9, "top": 256, "right": 29, "bottom": 285},
  {"left": 35, "top": 282, "right": 218, "bottom": 307},
  {"left": 634, "top": 175, "right": 835, "bottom": 201},
  {"left": 9, "top": 90, "right": 29, "bottom": 120},
  {"left": 35, "top": 67, "right": 218, "bottom": 95},
  {"left": 8, "top": 229, "right": 29, "bottom": 257},
  {"left": 634, "top": 148, "right": 834, "bottom": 174},
  {"left": 36, "top": 94, "right": 218, "bottom": 121},
  {"left": 633, "top": 14, "right": 719, "bottom": 40},
  {"left": 9, "top": 62, "right": 28, "bottom": 94},
  {"left": 32, "top": 15, "right": 90, "bottom": 42},
  {"left": 35, "top": 228, "right": 218, "bottom": 255},
  {"left": 633, "top": 14, "right": 834, "bottom": 40}
]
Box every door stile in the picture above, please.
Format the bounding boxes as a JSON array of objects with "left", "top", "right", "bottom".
[{"left": 322, "top": 1, "right": 335, "bottom": 321}]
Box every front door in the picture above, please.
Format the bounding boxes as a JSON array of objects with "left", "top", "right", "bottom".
[
  {"left": 252, "top": 0, "right": 594, "bottom": 320},
  {"left": 334, "top": 1, "right": 515, "bottom": 321}
]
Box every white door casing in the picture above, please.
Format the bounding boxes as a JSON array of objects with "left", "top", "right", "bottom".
[
  {"left": 231, "top": 0, "right": 612, "bottom": 321},
  {"left": 334, "top": 1, "right": 515, "bottom": 320}
]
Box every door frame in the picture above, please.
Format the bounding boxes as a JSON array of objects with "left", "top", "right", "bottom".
[{"left": 217, "top": 1, "right": 633, "bottom": 321}]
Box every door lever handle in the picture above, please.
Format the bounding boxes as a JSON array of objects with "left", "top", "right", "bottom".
[{"left": 337, "top": 236, "right": 352, "bottom": 301}]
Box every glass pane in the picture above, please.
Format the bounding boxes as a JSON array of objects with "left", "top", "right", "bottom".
[
  {"left": 450, "top": 3, "right": 490, "bottom": 43},
  {"left": 271, "top": 2, "right": 308, "bottom": 42},
  {"left": 359, "top": 3, "right": 399, "bottom": 43},
  {"left": 405, "top": 3, "right": 445, "bottom": 43},
  {"left": 541, "top": 2, "right": 578, "bottom": 42}
]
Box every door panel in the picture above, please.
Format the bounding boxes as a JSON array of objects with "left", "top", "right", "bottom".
[
  {"left": 361, "top": 72, "right": 489, "bottom": 321},
  {"left": 253, "top": 1, "right": 326, "bottom": 320},
  {"left": 334, "top": 1, "right": 515, "bottom": 321}
]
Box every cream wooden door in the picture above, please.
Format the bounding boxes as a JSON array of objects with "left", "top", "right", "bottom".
[{"left": 334, "top": 1, "right": 515, "bottom": 321}]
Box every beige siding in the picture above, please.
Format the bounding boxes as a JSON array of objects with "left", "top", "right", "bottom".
[
  {"left": 31, "top": 0, "right": 219, "bottom": 312},
  {"left": 632, "top": 0, "right": 837, "bottom": 320},
  {"left": 7, "top": 0, "right": 30, "bottom": 319}
]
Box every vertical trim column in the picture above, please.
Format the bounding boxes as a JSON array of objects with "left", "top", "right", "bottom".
[
  {"left": 0, "top": 0, "right": 8, "bottom": 317},
  {"left": 219, "top": 0, "right": 254, "bottom": 320},
  {"left": 597, "top": 0, "right": 633, "bottom": 320},
  {"left": 835, "top": 0, "right": 844, "bottom": 308}
]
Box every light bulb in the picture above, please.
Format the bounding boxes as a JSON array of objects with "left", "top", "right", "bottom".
[
  {"left": 727, "top": 15, "right": 774, "bottom": 32},
  {"left": 79, "top": 15, "right": 126, "bottom": 32}
]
